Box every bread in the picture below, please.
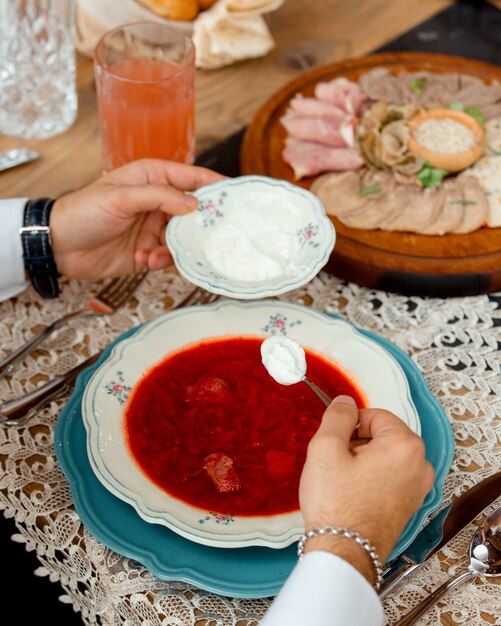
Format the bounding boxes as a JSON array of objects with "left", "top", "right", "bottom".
[{"left": 135, "top": 0, "right": 199, "bottom": 21}]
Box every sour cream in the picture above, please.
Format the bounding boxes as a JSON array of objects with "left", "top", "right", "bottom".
[
  {"left": 201, "top": 203, "right": 300, "bottom": 282},
  {"left": 261, "top": 336, "right": 306, "bottom": 385}
]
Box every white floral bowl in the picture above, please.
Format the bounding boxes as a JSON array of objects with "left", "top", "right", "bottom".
[
  {"left": 166, "top": 175, "right": 336, "bottom": 299},
  {"left": 82, "top": 300, "right": 420, "bottom": 550}
]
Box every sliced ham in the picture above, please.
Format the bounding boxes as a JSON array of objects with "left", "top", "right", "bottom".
[
  {"left": 281, "top": 67, "right": 498, "bottom": 232},
  {"left": 311, "top": 171, "right": 368, "bottom": 217},
  {"left": 358, "top": 67, "right": 406, "bottom": 104},
  {"left": 419, "top": 72, "right": 461, "bottom": 104},
  {"left": 310, "top": 167, "right": 489, "bottom": 235},
  {"left": 379, "top": 185, "right": 442, "bottom": 233},
  {"left": 396, "top": 71, "right": 444, "bottom": 105},
  {"left": 452, "top": 175, "right": 489, "bottom": 234},
  {"left": 359, "top": 67, "right": 501, "bottom": 120},
  {"left": 420, "top": 180, "right": 465, "bottom": 235},
  {"left": 340, "top": 192, "right": 398, "bottom": 230},
  {"left": 451, "top": 80, "right": 501, "bottom": 115},
  {"left": 314, "top": 77, "right": 368, "bottom": 115},
  {"left": 280, "top": 112, "right": 352, "bottom": 147},
  {"left": 288, "top": 94, "right": 348, "bottom": 122},
  {"left": 339, "top": 171, "right": 403, "bottom": 229},
  {"left": 311, "top": 169, "right": 396, "bottom": 225},
  {"left": 479, "top": 102, "right": 501, "bottom": 120},
  {"left": 283, "top": 138, "right": 364, "bottom": 179}
]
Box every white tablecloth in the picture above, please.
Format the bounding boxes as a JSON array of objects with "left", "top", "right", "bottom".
[{"left": 0, "top": 269, "right": 499, "bottom": 625}]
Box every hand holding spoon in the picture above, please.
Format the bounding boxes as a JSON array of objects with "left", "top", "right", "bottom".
[
  {"left": 394, "top": 505, "right": 501, "bottom": 626},
  {"left": 260, "top": 336, "right": 332, "bottom": 406}
]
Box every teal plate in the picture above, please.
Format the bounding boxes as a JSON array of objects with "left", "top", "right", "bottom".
[{"left": 54, "top": 312, "right": 453, "bottom": 599}]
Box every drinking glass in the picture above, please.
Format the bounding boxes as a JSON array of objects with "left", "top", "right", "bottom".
[
  {"left": 0, "top": 0, "right": 77, "bottom": 140},
  {"left": 94, "top": 21, "right": 195, "bottom": 172}
]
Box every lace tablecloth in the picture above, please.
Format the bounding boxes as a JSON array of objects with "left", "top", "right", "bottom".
[{"left": 0, "top": 269, "right": 500, "bottom": 625}]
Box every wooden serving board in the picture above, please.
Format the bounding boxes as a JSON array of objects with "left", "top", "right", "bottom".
[{"left": 240, "top": 52, "right": 501, "bottom": 297}]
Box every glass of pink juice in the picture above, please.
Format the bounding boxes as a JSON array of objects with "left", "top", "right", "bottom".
[{"left": 94, "top": 22, "right": 195, "bottom": 171}]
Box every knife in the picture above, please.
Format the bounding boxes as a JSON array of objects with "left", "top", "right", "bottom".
[
  {"left": 0, "top": 148, "right": 40, "bottom": 172},
  {"left": 0, "top": 352, "right": 101, "bottom": 425},
  {"left": 379, "top": 470, "right": 501, "bottom": 598}
]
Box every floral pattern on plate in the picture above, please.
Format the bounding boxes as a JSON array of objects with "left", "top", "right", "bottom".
[
  {"left": 197, "top": 191, "right": 226, "bottom": 227},
  {"left": 104, "top": 371, "right": 131, "bottom": 405}
]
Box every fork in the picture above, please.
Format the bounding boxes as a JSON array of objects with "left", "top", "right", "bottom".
[
  {"left": 0, "top": 286, "right": 220, "bottom": 425},
  {"left": 0, "top": 270, "right": 148, "bottom": 380}
]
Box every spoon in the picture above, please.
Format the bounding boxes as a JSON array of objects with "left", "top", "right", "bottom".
[
  {"left": 302, "top": 376, "right": 332, "bottom": 406},
  {"left": 394, "top": 505, "right": 501, "bottom": 626},
  {"left": 261, "top": 335, "right": 332, "bottom": 406}
]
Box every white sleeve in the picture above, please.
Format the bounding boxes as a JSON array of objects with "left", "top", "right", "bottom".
[
  {"left": 260, "top": 551, "right": 383, "bottom": 626},
  {"left": 0, "top": 198, "right": 28, "bottom": 301}
]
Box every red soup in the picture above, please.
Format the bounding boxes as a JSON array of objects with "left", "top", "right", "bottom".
[{"left": 125, "top": 336, "right": 365, "bottom": 516}]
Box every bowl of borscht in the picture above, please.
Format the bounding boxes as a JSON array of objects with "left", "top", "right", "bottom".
[{"left": 82, "top": 300, "right": 420, "bottom": 549}]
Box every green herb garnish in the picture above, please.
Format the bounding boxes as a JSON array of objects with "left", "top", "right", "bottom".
[
  {"left": 464, "top": 106, "right": 486, "bottom": 124},
  {"left": 451, "top": 199, "right": 477, "bottom": 205},
  {"left": 409, "top": 78, "right": 429, "bottom": 97},
  {"left": 359, "top": 184, "right": 382, "bottom": 197},
  {"left": 446, "top": 102, "right": 486, "bottom": 124},
  {"left": 417, "top": 161, "right": 448, "bottom": 188}
]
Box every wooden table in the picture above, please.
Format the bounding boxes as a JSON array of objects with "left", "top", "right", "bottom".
[{"left": 0, "top": 0, "right": 458, "bottom": 199}]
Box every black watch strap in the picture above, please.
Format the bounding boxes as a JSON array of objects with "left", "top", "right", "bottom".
[{"left": 20, "top": 197, "right": 60, "bottom": 298}]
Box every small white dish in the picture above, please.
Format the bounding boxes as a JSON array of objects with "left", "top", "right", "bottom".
[
  {"left": 82, "top": 300, "right": 420, "bottom": 550},
  {"left": 166, "top": 175, "right": 336, "bottom": 299}
]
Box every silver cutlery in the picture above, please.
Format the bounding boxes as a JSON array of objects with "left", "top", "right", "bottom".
[
  {"left": 0, "top": 271, "right": 148, "bottom": 380},
  {"left": 302, "top": 375, "right": 332, "bottom": 406},
  {"left": 393, "top": 505, "right": 501, "bottom": 626},
  {"left": 0, "top": 287, "right": 219, "bottom": 425},
  {"left": 0, "top": 148, "right": 40, "bottom": 172},
  {"left": 380, "top": 471, "right": 501, "bottom": 598}
]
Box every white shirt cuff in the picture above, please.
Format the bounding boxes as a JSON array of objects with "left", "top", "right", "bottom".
[
  {"left": 260, "top": 551, "right": 383, "bottom": 626},
  {"left": 0, "top": 197, "right": 28, "bottom": 301}
]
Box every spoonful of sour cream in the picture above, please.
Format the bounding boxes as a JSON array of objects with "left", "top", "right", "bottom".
[{"left": 260, "top": 336, "right": 332, "bottom": 406}]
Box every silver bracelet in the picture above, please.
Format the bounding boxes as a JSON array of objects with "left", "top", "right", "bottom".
[{"left": 297, "top": 526, "right": 384, "bottom": 591}]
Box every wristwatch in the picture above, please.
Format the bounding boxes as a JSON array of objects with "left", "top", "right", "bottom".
[{"left": 20, "top": 197, "right": 60, "bottom": 298}]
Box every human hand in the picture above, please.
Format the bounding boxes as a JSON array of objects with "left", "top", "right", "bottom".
[
  {"left": 299, "top": 395, "right": 434, "bottom": 583},
  {"left": 50, "top": 159, "right": 224, "bottom": 280}
]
